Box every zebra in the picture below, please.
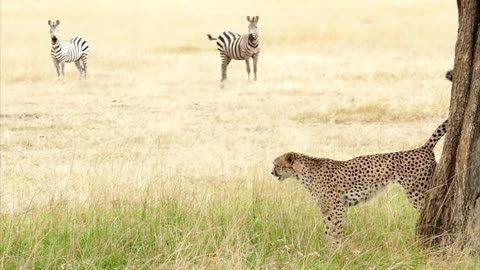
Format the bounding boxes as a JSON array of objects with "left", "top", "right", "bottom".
[
  {"left": 445, "top": 69, "right": 453, "bottom": 82},
  {"left": 48, "top": 20, "right": 90, "bottom": 80},
  {"left": 207, "top": 16, "right": 260, "bottom": 82}
]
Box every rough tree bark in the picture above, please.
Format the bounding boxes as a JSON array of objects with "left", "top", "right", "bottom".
[{"left": 417, "top": 0, "right": 480, "bottom": 250}]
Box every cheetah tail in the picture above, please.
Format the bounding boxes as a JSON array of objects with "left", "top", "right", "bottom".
[
  {"left": 422, "top": 119, "right": 448, "bottom": 150},
  {"left": 206, "top": 34, "right": 217, "bottom": 41}
]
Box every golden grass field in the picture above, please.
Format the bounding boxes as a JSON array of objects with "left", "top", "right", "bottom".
[{"left": 2, "top": 0, "right": 478, "bottom": 269}]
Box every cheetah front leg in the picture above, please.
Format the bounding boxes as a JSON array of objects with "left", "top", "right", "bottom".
[
  {"left": 317, "top": 196, "right": 347, "bottom": 246},
  {"left": 325, "top": 201, "right": 346, "bottom": 245}
]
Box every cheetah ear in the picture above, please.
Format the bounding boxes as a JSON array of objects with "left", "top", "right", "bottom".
[{"left": 286, "top": 152, "right": 296, "bottom": 165}]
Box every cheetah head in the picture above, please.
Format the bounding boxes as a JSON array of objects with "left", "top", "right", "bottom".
[{"left": 271, "top": 152, "right": 297, "bottom": 181}]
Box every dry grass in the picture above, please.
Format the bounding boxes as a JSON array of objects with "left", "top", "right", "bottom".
[
  {"left": 290, "top": 100, "right": 447, "bottom": 124},
  {"left": 1, "top": 0, "right": 477, "bottom": 268}
]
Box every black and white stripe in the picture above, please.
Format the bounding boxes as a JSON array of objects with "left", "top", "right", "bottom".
[
  {"left": 207, "top": 16, "right": 260, "bottom": 82},
  {"left": 48, "top": 20, "right": 90, "bottom": 80}
]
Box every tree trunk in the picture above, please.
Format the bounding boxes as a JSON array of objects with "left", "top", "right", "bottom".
[{"left": 417, "top": 0, "right": 480, "bottom": 250}]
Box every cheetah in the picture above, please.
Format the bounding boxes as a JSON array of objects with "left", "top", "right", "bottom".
[{"left": 271, "top": 120, "right": 448, "bottom": 244}]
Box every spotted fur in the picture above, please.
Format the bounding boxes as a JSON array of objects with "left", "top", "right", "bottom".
[{"left": 271, "top": 120, "right": 448, "bottom": 244}]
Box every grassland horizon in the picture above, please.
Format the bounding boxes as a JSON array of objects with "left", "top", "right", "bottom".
[{"left": 1, "top": 0, "right": 479, "bottom": 269}]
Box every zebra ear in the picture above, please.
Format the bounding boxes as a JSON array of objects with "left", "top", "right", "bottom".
[
  {"left": 55, "top": 20, "right": 60, "bottom": 26},
  {"left": 48, "top": 20, "right": 52, "bottom": 26},
  {"left": 247, "top": 16, "right": 251, "bottom": 22},
  {"left": 255, "top": 16, "right": 259, "bottom": 23}
]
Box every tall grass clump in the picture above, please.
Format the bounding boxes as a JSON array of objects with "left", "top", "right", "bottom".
[{"left": 1, "top": 179, "right": 478, "bottom": 269}]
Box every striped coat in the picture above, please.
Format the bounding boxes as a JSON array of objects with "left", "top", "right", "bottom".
[
  {"left": 48, "top": 20, "right": 90, "bottom": 80},
  {"left": 207, "top": 16, "right": 260, "bottom": 82}
]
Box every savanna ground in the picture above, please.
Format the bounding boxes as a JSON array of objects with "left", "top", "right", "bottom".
[{"left": 1, "top": 0, "right": 479, "bottom": 269}]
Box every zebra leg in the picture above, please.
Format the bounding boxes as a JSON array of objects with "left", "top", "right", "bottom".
[
  {"left": 253, "top": 53, "right": 259, "bottom": 81},
  {"left": 221, "top": 56, "right": 231, "bottom": 82},
  {"left": 75, "top": 60, "right": 84, "bottom": 80},
  {"left": 60, "top": 62, "right": 65, "bottom": 82},
  {"left": 53, "top": 59, "right": 60, "bottom": 80},
  {"left": 82, "top": 55, "right": 88, "bottom": 79},
  {"left": 245, "top": 59, "right": 251, "bottom": 81}
]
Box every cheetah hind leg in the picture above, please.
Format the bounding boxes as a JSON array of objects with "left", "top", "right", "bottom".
[{"left": 400, "top": 179, "right": 428, "bottom": 211}]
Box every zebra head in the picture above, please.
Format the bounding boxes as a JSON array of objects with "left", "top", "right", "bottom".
[
  {"left": 48, "top": 20, "right": 61, "bottom": 44},
  {"left": 446, "top": 69, "right": 453, "bottom": 82},
  {"left": 246, "top": 16, "right": 259, "bottom": 40}
]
